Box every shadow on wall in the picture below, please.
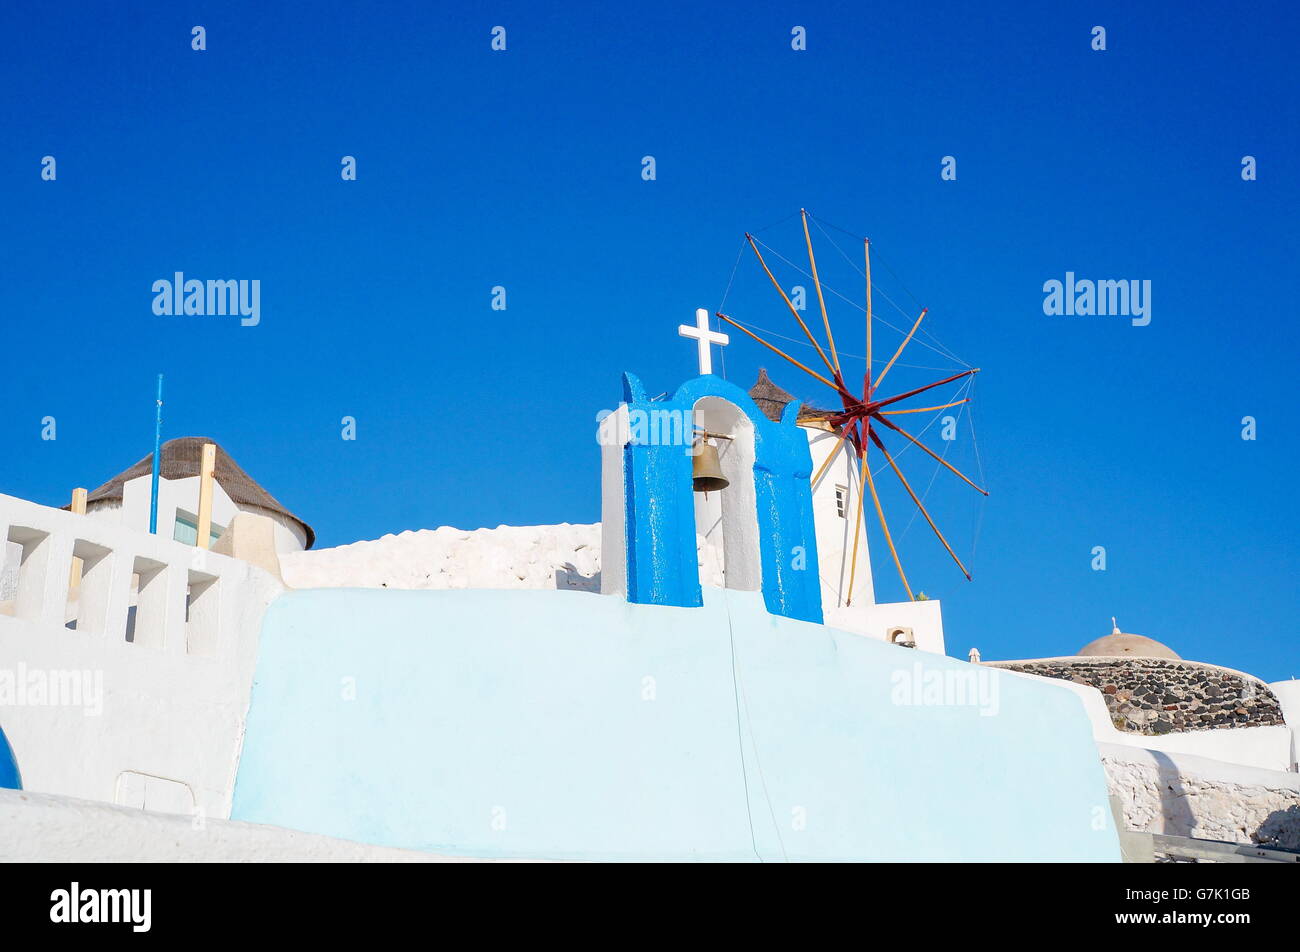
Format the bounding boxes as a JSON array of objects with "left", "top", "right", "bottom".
[
  {"left": 1255, "top": 805, "right": 1300, "bottom": 850},
  {"left": 1151, "top": 751, "right": 1198, "bottom": 838},
  {"left": 556, "top": 564, "right": 600, "bottom": 593}
]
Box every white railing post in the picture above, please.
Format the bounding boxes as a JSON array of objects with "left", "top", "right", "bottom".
[
  {"left": 162, "top": 564, "right": 189, "bottom": 656},
  {"left": 72, "top": 540, "right": 114, "bottom": 635},
  {"left": 37, "top": 531, "right": 74, "bottom": 629},
  {"left": 101, "top": 549, "right": 134, "bottom": 641},
  {"left": 128, "top": 556, "right": 169, "bottom": 649}
]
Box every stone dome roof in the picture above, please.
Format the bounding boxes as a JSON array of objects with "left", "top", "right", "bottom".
[{"left": 1078, "top": 620, "right": 1179, "bottom": 660}]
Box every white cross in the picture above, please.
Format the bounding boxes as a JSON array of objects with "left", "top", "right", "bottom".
[{"left": 678, "top": 308, "right": 729, "bottom": 375}]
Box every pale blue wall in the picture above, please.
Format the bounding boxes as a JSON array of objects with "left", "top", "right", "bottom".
[{"left": 231, "top": 587, "right": 1119, "bottom": 861}]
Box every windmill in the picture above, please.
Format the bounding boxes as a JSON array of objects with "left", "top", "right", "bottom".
[{"left": 716, "top": 209, "right": 987, "bottom": 603}]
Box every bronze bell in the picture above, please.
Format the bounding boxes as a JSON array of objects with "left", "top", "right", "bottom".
[{"left": 692, "top": 441, "right": 729, "bottom": 493}]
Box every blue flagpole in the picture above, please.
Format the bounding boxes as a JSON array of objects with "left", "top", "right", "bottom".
[{"left": 149, "top": 374, "right": 163, "bottom": 534}]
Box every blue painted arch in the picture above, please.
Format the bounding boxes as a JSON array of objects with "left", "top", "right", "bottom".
[{"left": 620, "top": 372, "right": 822, "bottom": 624}]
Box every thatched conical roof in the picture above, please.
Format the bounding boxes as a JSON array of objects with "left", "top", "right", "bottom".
[
  {"left": 748, "top": 369, "right": 836, "bottom": 424},
  {"left": 71, "top": 437, "right": 314, "bottom": 548},
  {"left": 748, "top": 369, "right": 797, "bottom": 422}
]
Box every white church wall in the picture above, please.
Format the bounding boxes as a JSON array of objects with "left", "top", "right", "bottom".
[
  {"left": 1132, "top": 725, "right": 1294, "bottom": 772},
  {"left": 0, "top": 492, "right": 282, "bottom": 819},
  {"left": 823, "top": 597, "right": 946, "bottom": 654},
  {"left": 598, "top": 406, "right": 628, "bottom": 597},
  {"left": 1268, "top": 679, "right": 1300, "bottom": 771}
]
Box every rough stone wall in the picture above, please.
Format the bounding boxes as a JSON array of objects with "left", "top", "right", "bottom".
[
  {"left": 987, "top": 658, "right": 1284, "bottom": 735},
  {"left": 1104, "top": 753, "right": 1300, "bottom": 849}
]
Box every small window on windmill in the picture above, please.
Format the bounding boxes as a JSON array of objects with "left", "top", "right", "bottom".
[{"left": 834, "top": 485, "right": 848, "bottom": 519}]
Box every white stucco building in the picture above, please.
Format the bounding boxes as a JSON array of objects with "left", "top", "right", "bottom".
[
  {"left": 0, "top": 374, "right": 1294, "bottom": 860},
  {"left": 72, "top": 436, "right": 314, "bottom": 554}
]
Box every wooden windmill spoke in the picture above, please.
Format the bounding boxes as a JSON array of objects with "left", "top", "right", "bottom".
[
  {"left": 857, "top": 433, "right": 913, "bottom": 602},
  {"left": 801, "top": 210, "right": 841, "bottom": 379},
  {"left": 872, "top": 414, "right": 988, "bottom": 496},
  {"left": 869, "top": 430, "right": 971, "bottom": 580},
  {"left": 871, "top": 368, "right": 979, "bottom": 413},
  {"left": 879, "top": 398, "right": 969, "bottom": 415},
  {"left": 727, "top": 214, "right": 986, "bottom": 595},
  {"left": 872, "top": 307, "right": 928, "bottom": 393},
  {"left": 745, "top": 234, "right": 838, "bottom": 379},
  {"left": 845, "top": 446, "right": 869, "bottom": 606},
  {"left": 716, "top": 313, "right": 856, "bottom": 401},
  {"left": 864, "top": 238, "right": 873, "bottom": 394}
]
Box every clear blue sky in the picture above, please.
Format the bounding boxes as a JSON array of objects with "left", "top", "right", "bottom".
[{"left": 2, "top": 2, "right": 1296, "bottom": 679}]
